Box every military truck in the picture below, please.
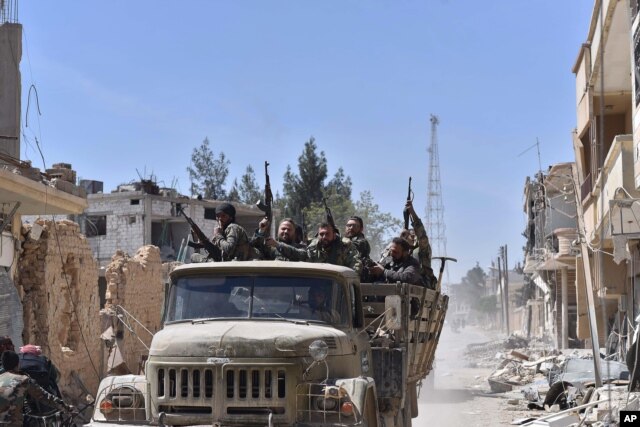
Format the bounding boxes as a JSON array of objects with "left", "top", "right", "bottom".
[{"left": 86, "top": 261, "right": 448, "bottom": 427}]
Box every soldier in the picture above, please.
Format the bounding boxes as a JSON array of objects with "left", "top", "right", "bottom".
[
  {"left": 211, "top": 203, "right": 256, "bottom": 261},
  {"left": 252, "top": 217, "right": 307, "bottom": 261},
  {"left": 402, "top": 200, "right": 437, "bottom": 289},
  {"left": 368, "top": 237, "right": 423, "bottom": 285},
  {"left": 280, "top": 222, "right": 362, "bottom": 274},
  {"left": 0, "top": 351, "right": 71, "bottom": 425},
  {"left": 344, "top": 216, "right": 373, "bottom": 281},
  {"left": 345, "top": 216, "right": 371, "bottom": 259}
]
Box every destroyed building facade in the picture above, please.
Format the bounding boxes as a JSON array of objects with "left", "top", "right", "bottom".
[
  {"left": 571, "top": 0, "right": 638, "bottom": 355},
  {"left": 518, "top": 0, "right": 640, "bottom": 357},
  {"left": 78, "top": 182, "right": 266, "bottom": 269},
  {"left": 522, "top": 163, "right": 579, "bottom": 348}
]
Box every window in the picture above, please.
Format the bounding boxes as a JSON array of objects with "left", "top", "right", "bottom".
[
  {"left": 204, "top": 208, "right": 216, "bottom": 220},
  {"left": 130, "top": 199, "right": 140, "bottom": 205},
  {"left": 85, "top": 215, "right": 107, "bottom": 237},
  {"left": 165, "top": 275, "right": 349, "bottom": 326}
]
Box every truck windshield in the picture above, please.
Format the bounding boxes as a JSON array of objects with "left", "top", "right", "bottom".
[{"left": 165, "top": 275, "right": 349, "bottom": 326}]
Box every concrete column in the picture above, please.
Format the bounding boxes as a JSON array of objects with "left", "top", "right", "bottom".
[
  {"left": 143, "top": 196, "right": 152, "bottom": 244},
  {"left": 561, "top": 267, "right": 569, "bottom": 349},
  {"left": 0, "top": 23, "right": 21, "bottom": 159}
]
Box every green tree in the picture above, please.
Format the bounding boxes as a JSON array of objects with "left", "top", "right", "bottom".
[
  {"left": 326, "top": 167, "right": 352, "bottom": 200},
  {"left": 227, "top": 179, "right": 241, "bottom": 202},
  {"left": 354, "top": 190, "right": 402, "bottom": 259},
  {"left": 237, "top": 165, "right": 262, "bottom": 204},
  {"left": 187, "top": 137, "right": 230, "bottom": 199},
  {"left": 282, "top": 137, "right": 328, "bottom": 217},
  {"left": 459, "top": 263, "right": 488, "bottom": 307}
]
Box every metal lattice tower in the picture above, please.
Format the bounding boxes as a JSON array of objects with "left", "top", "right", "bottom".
[{"left": 425, "top": 114, "right": 449, "bottom": 286}]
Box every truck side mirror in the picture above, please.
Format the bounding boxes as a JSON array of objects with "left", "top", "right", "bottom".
[{"left": 384, "top": 295, "right": 402, "bottom": 330}]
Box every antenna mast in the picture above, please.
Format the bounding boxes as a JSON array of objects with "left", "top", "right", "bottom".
[{"left": 426, "top": 114, "right": 449, "bottom": 289}]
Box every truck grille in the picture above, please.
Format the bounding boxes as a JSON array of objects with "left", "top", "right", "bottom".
[
  {"left": 156, "top": 367, "right": 214, "bottom": 399},
  {"left": 225, "top": 367, "right": 287, "bottom": 400}
]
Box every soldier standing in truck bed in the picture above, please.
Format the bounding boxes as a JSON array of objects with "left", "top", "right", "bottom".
[
  {"left": 211, "top": 203, "right": 256, "bottom": 261},
  {"left": 252, "top": 217, "right": 307, "bottom": 261},
  {"left": 278, "top": 222, "right": 362, "bottom": 274},
  {"left": 402, "top": 200, "right": 437, "bottom": 288},
  {"left": 368, "top": 237, "right": 423, "bottom": 285},
  {"left": 344, "top": 216, "right": 373, "bottom": 281}
]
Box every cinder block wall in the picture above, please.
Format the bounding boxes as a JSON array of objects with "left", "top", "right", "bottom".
[
  {"left": 104, "top": 246, "right": 164, "bottom": 373},
  {"left": 18, "top": 219, "right": 101, "bottom": 404}
]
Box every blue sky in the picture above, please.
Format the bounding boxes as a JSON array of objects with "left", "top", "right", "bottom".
[{"left": 17, "top": 1, "right": 594, "bottom": 282}]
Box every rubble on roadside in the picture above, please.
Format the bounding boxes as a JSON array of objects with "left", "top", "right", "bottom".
[{"left": 465, "top": 334, "right": 640, "bottom": 426}]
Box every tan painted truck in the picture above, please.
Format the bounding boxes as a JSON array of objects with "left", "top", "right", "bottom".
[{"left": 86, "top": 260, "right": 448, "bottom": 427}]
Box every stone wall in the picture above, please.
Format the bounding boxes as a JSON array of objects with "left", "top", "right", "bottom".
[
  {"left": 17, "top": 219, "right": 100, "bottom": 403},
  {"left": 104, "top": 246, "right": 164, "bottom": 374}
]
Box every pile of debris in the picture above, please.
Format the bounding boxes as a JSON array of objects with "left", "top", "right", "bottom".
[{"left": 467, "top": 334, "right": 640, "bottom": 425}]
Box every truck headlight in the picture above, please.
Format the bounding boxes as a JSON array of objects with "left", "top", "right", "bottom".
[
  {"left": 309, "top": 340, "right": 328, "bottom": 362},
  {"left": 314, "top": 396, "right": 338, "bottom": 411}
]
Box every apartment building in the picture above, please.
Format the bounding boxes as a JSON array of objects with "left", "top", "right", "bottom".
[{"left": 572, "top": 0, "right": 636, "bottom": 350}]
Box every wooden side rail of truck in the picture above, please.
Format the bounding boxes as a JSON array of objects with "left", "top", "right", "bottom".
[{"left": 360, "top": 283, "right": 449, "bottom": 423}]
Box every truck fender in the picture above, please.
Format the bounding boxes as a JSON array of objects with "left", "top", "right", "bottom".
[
  {"left": 334, "top": 377, "right": 377, "bottom": 418},
  {"left": 90, "top": 374, "right": 150, "bottom": 423}
]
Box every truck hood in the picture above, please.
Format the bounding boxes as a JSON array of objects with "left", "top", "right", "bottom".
[{"left": 149, "top": 320, "right": 352, "bottom": 358}]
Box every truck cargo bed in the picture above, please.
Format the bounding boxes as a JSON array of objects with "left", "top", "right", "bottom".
[{"left": 360, "top": 283, "right": 449, "bottom": 382}]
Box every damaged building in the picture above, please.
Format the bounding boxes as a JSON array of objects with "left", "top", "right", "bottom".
[
  {"left": 74, "top": 180, "right": 267, "bottom": 308},
  {"left": 571, "top": 0, "right": 637, "bottom": 357},
  {"left": 520, "top": 0, "right": 640, "bottom": 360},
  {"left": 522, "top": 163, "right": 579, "bottom": 349}
]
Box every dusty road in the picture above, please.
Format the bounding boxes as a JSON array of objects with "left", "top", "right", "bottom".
[{"left": 415, "top": 324, "right": 532, "bottom": 426}]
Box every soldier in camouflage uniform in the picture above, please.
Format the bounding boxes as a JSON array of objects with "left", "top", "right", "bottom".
[
  {"left": 403, "top": 200, "right": 436, "bottom": 289},
  {"left": 211, "top": 203, "right": 256, "bottom": 261},
  {"left": 368, "top": 237, "right": 423, "bottom": 285},
  {"left": 279, "top": 222, "right": 362, "bottom": 274},
  {"left": 252, "top": 217, "right": 306, "bottom": 261},
  {"left": 344, "top": 216, "right": 373, "bottom": 281},
  {"left": 345, "top": 216, "right": 371, "bottom": 259},
  {"left": 0, "top": 351, "right": 70, "bottom": 425}
]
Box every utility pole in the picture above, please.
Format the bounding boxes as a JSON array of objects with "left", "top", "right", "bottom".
[
  {"left": 426, "top": 114, "right": 449, "bottom": 291},
  {"left": 571, "top": 164, "right": 602, "bottom": 387},
  {"left": 503, "top": 245, "right": 510, "bottom": 336},
  {"left": 497, "top": 256, "right": 504, "bottom": 332}
]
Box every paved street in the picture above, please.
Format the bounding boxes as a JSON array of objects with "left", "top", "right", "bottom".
[{"left": 416, "top": 324, "right": 531, "bottom": 426}]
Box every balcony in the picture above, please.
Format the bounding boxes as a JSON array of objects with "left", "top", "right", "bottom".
[{"left": 587, "top": 135, "right": 636, "bottom": 243}]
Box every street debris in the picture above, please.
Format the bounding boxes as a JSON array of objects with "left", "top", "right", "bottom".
[{"left": 464, "top": 334, "right": 640, "bottom": 426}]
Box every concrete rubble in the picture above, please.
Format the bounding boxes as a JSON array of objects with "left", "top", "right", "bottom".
[
  {"left": 465, "top": 334, "right": 639, "bottom": 426},
  {"left": 0, "top": 153, "right": 87, "bottom": 197}
]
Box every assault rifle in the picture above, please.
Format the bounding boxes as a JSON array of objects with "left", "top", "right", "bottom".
[
  {"left": 256, "top": 161, "right": 273, "bottom": 236},
  {"left": 403, "top": 177, "right": 414, "bottom": 230},
  {"left": 322, "top": 197, "right": 340, "bottom": 235},
  {"left": 177, "top": 205, "right": 222, "bottom": 261}
]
